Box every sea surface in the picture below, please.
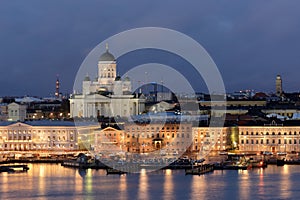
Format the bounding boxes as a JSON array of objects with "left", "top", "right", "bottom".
[{"left": 0, "top": 163, "right": 300, "bottom": 200}]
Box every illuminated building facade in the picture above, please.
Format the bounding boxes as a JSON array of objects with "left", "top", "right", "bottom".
[
  {"left": 2, "top": 119, "right": 300, "bottom": 154},
  {"left": 94, "top": 123, "right": 193, "bottom": 155},
  {"left": 239, "top": 124, "right": 300, "bottom": 152},
  {"left": 192, "top": 127, "right": 231, "bottom": 153},
  {"left": 70, "top": 46, "right": 145, "bottom": 118},
  {"left": 0, "top": 121, "right": 98, "bottom": 151}
]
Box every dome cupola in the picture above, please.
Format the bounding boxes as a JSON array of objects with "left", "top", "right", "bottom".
[{"left": 99, "top": 44, "right": 115, "bottom": 61}]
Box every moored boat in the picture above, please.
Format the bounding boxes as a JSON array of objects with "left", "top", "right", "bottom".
[
  {"left": 248, "top": 158, "right": 267, "bottom": 168},
  {"left": 106, "top": 168, "right": 127, "bottom": 175},
  {"left": 185, "top": 164, "right": 214, "bottom": 175},
  {"left": 276, "top": 159, "right": 285, "bottom": 166}
]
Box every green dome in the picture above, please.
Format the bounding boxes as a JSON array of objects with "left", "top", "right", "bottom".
[
  {"left": 99, "top": 50, "right": 115, "bottom": 61},
  {"left": 124, "top": 76, "right": 130, "bottom": 81},
  {"left": 115, "top": 76, "right": 122, "bottom": 81}
]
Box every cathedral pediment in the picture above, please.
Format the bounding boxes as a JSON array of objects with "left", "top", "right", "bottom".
[
  {"left": 85, "top": 94, "right": 110, "bottom": 99},
  {"left": 7, "top": 122, "right": 32, "bottom": 128}
]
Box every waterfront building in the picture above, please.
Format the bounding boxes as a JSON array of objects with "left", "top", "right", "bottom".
[
  {"left": 0, "top": 121, "right": 99, "bottom": 151},
  {"left": 70, "top": 46, "right": 145, "bottom": 118},
  {"left": 94, "top": 126, "right": 124, "bottom": 155},
  {"left": 94, "top": 122, "right": 193, "bottom": 156},
  {"left": 192, "top": 127, "right": 230, "bottom": 153},
  {"left": 124, "top": 122, "right": 193, "bottom": 154},
  {"left": 238, "top": 122, "right": 300, "bottom": 153}
]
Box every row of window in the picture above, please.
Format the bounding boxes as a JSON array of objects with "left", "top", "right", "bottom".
[
  {"left": 241, "top": 139, "right": 299, "bottom": 145},
  {"left": 102, "top": 68, "right": 114, "bottom": 71},
  {"left": 127, "top": 126, "right": 190, "bottom": 131},
  {"left": 7, "top": 136, "right": 31, "bottom": 140},
  {"left": 2, "top": 135, "right": 75, "bottom": 141},
  {"left": 199, "top": 132, "right": 226, "bottom": 135},
  {"left": 241, "top": 131, "right": 300, "bottom": 136},
  {"left": 126, "top": 133, "right": 190, "bottom": 139},
  {"left": 104, "top": 132, "right": 190, "bottom": 138},
  {"left": 124, "top": 141, "right": 188, "bottom": 146},
  {"left": 0, "top": 130, "right": 75, "bottom": 134},
  {"left": 100, "top": 73, "right": 114, "bottom": 78},
  {"left": 1, "top": 143, "right": 74, "bottom": 149}
]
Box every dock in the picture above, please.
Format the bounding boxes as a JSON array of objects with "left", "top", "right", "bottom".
[
  {"left": 185, "top": 164, "right": 214, "bottom": 175},
  {"left": 0, "top": 165, "right": 29, "bottom": 173},
  {"left": 61, "top": 160, "right": 107, "bottom": 169},
  {"left": 106, "top": 168, "right": 127, "bottom": 175}
]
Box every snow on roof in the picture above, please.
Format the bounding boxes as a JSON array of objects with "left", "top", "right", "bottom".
[
  {"left": 266, "top": 113, "right": 286, "bottom": 120},
  {"left": 292, "top": 112, "right": 300, "bottom": 120},
  {"left": 15, "top": 97, "right": 43, "bottom": 103}
]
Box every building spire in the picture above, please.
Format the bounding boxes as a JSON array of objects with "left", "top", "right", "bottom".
[
  {"left": 106, "top": 43, "right": 109, "bottom": 51},
  {"left": 55, "top": 75, "right": 60, "bottom": 98}
]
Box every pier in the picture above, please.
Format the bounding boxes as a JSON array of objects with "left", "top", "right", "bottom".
[
  {"left": 106, "top": 168, "right": 127, "bottom": 175},
  {"left": 185, "top": 164, "right": 214, "bottom": 175}
]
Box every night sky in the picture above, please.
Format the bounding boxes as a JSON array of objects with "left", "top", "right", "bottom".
[{"left": 1, "top": 0, "right": 300, "bottom": 96}]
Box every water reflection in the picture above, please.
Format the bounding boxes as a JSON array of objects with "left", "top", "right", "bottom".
[
  {"left": 119, "top": 174, "right": 127, "bottom": 200},
  {"left": 257, "top": 168, "right": 265, "bottom": 197},
  {"left": 279, "top": 165, "right": 291, "bottom": 199},
  {"left": 74, "top": 168, "right": 84, "bottom": 197},
  {"left": 0, "top": 164, "right": 300, "bottom": 199},
  {"left": 38, "top": 164, "right": 46, "bottom": 199},
  {"left": 238, "top": 170, "right": 250, "bottom": 200},
  {"left": 78, "top": 168, "right": 87, "bottom": 178},
  {"left": 163, "top": 169, "right": 174, "bottom": 200},
  {"left": 138, "top": 169, "right": 149, "bottom": 200},
  {"left": 190, "top": 173, "right": 207, "bottom": 199},
  {"left": 0, "top": 173, "right": 9, "bottom": 198}
]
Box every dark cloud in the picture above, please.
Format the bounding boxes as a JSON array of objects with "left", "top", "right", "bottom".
[{"left": 0, "top": 0, "right": 300, "bottom": 96}]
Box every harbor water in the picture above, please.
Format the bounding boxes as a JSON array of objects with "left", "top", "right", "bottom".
[{"left": 0, "top": 163, "right": 300, "bottom": 200}]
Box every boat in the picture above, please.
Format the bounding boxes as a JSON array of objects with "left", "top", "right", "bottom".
[
  {"left": 222, "top": 163, "right": 248, "bottom": 170},
  {"left": 106, "top": 168, "right": 127, "bottom": 175},
  {"left": 214, "top": 159, "right": 249, "bottom": 170},
  {"left": 248, "top": 158, "right": 267, "bottom": 168},
  {"left": 276, "top": 159, "right": 285, "bottom": 166},
  {"left": 185, "top": 164, "right": 214, "bottom": 175},
  {"left": 0, "top": 165, "right": 29, "bottom": 173}
]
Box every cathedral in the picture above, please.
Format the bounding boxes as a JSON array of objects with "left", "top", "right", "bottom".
[{"left": 70, "top": 45, "right": 145, "bottom": 118}]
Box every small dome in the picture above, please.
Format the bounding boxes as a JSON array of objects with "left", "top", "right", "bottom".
[
  {"left": 124, "top": 76, "right": 130, "bottom": 81},
  {"left": 83, "top": 75, "right": 91, "bottom": 81},
  {"left": 115, "top": 76, "right": 122, "bottom": 81},
  {"left": 97, "top": 87, "right": 108, "bottom": 92}
]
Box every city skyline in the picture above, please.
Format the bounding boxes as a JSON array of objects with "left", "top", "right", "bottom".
[{"left": 1, "top": 1, "right": 300, "bottom": 96}]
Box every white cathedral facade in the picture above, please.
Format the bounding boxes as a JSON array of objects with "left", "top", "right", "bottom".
[{"left": 70, "top": 46, "right": 145, "bottom": 118}]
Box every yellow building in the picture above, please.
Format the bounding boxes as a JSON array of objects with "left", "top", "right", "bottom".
[
  {"left": 0, "top": 121, "right": 99, "bottom": 151},
  {"left": 94, "top": 123, "right": 193, "bottom": 156},
  {"left": 192, "top": 127, "right": 230, "bottom": 155},
  {"left": 239, "top": 124, "right": 300, "bottom": 153}
]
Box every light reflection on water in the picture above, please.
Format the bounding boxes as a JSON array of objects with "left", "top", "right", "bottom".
[
  {"left": 138, "top": 169, "right": 149, "bottom": 200},
  {"left": 163, "top": 169, "right": 173, "bottom": 200},
  {"left": 0, "top": 164, "right": 300, "bottom": 200}
]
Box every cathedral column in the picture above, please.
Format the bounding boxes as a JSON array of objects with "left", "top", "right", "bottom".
[{"left": 92, "top": 103, "right": 96, "bottom": 117}]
